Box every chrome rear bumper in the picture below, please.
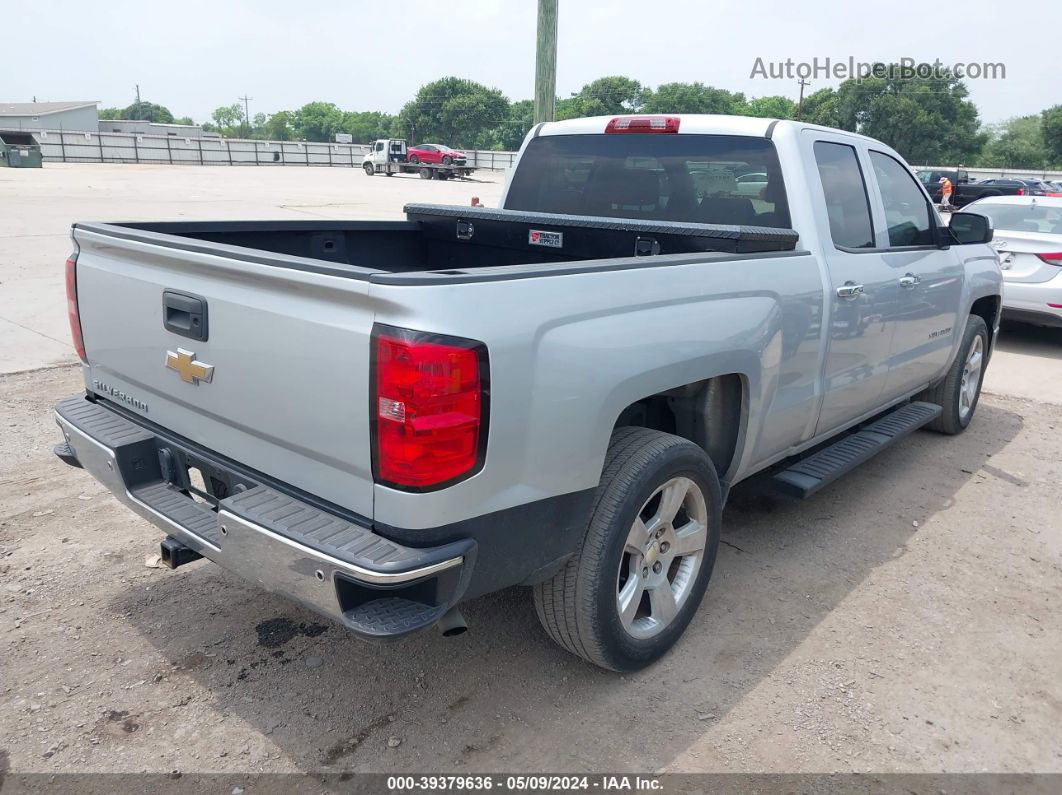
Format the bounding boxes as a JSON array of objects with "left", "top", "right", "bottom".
[{"left": 54, "top": 395, "right": 473, "bottom": 638}]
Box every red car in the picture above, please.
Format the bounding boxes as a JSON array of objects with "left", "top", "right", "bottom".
[{"left": 407, "top": 144, "right": 466, "bottom": 165}]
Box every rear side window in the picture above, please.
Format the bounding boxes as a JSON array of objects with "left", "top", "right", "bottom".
[
  {"left": 505, "top": 134, "right": 791, "bottom": 228},
  {"left": 869, "top": 151, "right": 934, "bottom": 247},
  {"left": 970, "top": 202, "right": 1062, "bottom": 233},
  {"left": 813, "top": 141, "right": 874, "bottom": 249}
]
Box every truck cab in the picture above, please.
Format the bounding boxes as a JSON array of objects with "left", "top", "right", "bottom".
[{"left": 363, "top": 139, "right": 408, "bottom": 169}]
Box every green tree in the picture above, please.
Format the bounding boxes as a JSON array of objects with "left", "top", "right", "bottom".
[
  {"left": 264, "top": 111, "right": 295, "bottom": 141},
  {"left": 829, "top": 64, "right": 984, "bottom": 164},
  {"left": 798, "top": 88, "right": 841, "bottom": 127},
  {"left": 641, "top": 83, "right": 745, "bottom": 114},
  {"left": 174, "top": 116, "right": 195, "bottom": 126},
  {"left": 491, "top": 99, "right": 534, "bottom": 150},
  {"left": 555, "top": 95, "right": 602, "bottom": 120},
  {"left": 744, "top": 95, "right": 797, "bottom": 119},
  {"left": 397, "top": 77, "right": 510, "bottom": 148},
  {"left": 118, "top": 101, "right": 175, "bottom": 123},
  {"left": 98, "top": 107, "right": 122, "bottom": 120},
  {"left": 210, "top": 103, "right": 245, "bottom": 137},
  {"left": 572, "top": 76, "right": 646, "bottom": 115},
  {"left": 978, "top": 116, "right": 1051, "bottom": 169},
  {"left": 340, "top": 110, "right": 396, "bottom": 143},
  {"left": 291, "top": 101, "right": 344, "bottom": 141},
  {"left": 1042, "top": 105, "right": 1062, "bottom": 164}
]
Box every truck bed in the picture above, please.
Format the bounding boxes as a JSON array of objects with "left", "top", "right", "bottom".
[{"left": 79, "top": 203, "right": 799, "bottom": 279}]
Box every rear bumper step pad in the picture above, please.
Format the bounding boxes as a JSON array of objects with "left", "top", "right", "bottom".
[
  {"left": 773, "top": 401, "right": 942, "bottom": 499},
  {"left": 53, "top": 394, "right": 473, "bottom": 638}
]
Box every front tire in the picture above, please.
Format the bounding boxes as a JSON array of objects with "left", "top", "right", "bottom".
[
  {"left": 363, "top": 163, "right": 374, "bottom": 176},
  {"left": 918, "top": 314, "right": 989, "bottom": 434},
  {"left": 533, "top": 428, "right": 722, "bottom": 671},
  {"left": 442, "top": 155, "right": 453, "bottom": 166}
]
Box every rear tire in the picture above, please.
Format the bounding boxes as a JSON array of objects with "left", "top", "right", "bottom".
[
  {"left": 420, "top": 167, "right": 433, "bottom": 180},
  {"left": 409, "top": 155, "right": 420, "bottom": 164},
  {"left": 533, "top": 428, "right": 722, "bottom": 671},
  {"left": 436, "top": 171, "right": 449, "bottom": 181},
  {"left": 917, "top": 314, "right": 989, "bottom": 434}
]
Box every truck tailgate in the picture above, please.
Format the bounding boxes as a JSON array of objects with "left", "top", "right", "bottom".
[{"left": 72, "top": 226, "right": 376, "bottom": 518}]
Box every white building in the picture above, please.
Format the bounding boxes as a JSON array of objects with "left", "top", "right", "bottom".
[
  {"left": 0, "top": 101, "right": 99, "bottom": 132},
  {"left": 98, "top": 119, "right": 217, "bottom": 139}
]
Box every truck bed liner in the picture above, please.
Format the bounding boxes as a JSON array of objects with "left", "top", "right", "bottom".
[{"left": 74, "top": 203, "right": 799, "bottom": 283}]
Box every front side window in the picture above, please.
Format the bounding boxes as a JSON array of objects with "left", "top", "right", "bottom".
[
  {"left": 505, "top": 133, "right": 791, "bottom": 227},
  {"left": 870, "top": 151, "right": 934, "bottom": 247},
  {"left": 813, "top": 141, "right": 874, "bottom": 249}
]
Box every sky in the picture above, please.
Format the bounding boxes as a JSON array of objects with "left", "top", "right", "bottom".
[{"left": 9, "top": 0, "right": 1060, "bottom": 126}]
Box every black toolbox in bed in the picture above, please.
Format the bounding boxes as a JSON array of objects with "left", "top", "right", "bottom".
[{"left": 404, "top": 203, "right": 799, "bottom": 259}]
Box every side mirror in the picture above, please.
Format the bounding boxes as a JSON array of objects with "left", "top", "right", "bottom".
[{"left": 949, "top": 212, "right": 993, "bottom": 245}]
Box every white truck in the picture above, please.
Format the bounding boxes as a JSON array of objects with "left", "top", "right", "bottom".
[
  {"left": 362, "top": 138, "right": 475, "bottom": 180},
  {"left": 55, "top": 114, "right": 1000, "bottom": 670}
]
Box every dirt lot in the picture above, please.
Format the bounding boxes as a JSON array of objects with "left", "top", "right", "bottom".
[
  {"left": 1, "top": 364, "right": 1060, "bottom": 774},
  {"left": 1, "top": 164, "right": 1061, "bottom": 776}
]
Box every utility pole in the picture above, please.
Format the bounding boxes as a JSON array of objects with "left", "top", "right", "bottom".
[
  {"left": 533, "top": 0, "right": 558, "bottom": 125},
  {"left": 238, "top": 94, "right": 253, "bottom": 138},
  {"left": 796, "top": 78, "right": 810, "bottom": 120},
  {"left": 135, "top": 84, "right": 142, "bottom": 119}
]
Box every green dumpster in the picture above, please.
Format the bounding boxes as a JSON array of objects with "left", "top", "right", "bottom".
[{"left": 0, "top": 132, "right": 43, "bottom": 168}]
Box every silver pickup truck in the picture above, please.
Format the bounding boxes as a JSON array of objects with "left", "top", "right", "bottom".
[{"left": 54, "top": 114, "right": 1001, "bottom": 671}]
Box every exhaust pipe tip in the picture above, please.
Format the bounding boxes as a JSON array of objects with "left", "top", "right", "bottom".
[{"left": 436, "top": 606, "right": 468, "bottom": 637}]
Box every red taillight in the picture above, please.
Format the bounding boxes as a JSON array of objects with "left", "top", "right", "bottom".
[
  {"left": 604, "top": 116, "right": 680, "bottom": 134},
  {"left": 372, "top": 326, "right": 488, "bottom": 490},
  {"left": 1036, "top": 252, "right": 1062, "bottom": 266},
  {"left": 65, "top": 254, "right": 87, "bottom": 363}
]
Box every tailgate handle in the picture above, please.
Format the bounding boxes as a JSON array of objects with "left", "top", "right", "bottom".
[{"left": 163, "top": 290, "right": 208, "bottom": 342}]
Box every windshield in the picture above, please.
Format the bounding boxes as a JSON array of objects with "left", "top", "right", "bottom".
[
  {"left": 505, "top": 134, "right": 791, "bottom": 228},
  {"left": 971, "top": 202, "right": 1062, "bottom": 233}
]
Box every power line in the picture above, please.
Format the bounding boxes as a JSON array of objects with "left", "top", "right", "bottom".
[
  {"left": 797, "top": 78, "right": 810, "bottom": 119},
  {"left": 238, "top": 94, "right": 253, "bottom": 134}
]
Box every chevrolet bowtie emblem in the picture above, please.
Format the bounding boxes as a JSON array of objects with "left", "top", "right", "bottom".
[{"left": 165, "top": 348, "right": 214, "bottom": 385}]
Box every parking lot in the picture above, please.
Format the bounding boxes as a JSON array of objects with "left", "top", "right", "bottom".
[{"left": 1, "top": 165, "right": 1061, "bottom": 775}]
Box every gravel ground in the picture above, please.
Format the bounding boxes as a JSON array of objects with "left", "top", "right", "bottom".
[{"left": 1, "top": 365, "right": 1059, "bottom": 774}]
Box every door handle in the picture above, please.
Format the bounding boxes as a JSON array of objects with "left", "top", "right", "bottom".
[
  {"left": 899, "top": 273, "right": 921, "bottom": 289},
  {"left": 836, "top": 282, "right": 864, "bottom": 299}
]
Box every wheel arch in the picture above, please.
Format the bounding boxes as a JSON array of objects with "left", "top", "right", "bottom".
[
  {"left": 611, "top": 372, "right": 750, "bottom": 483},
  {"left": 970, "top": 293, "right": 1001, "bottom": 357}
]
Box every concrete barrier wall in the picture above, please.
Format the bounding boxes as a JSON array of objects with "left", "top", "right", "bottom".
[
  {"left": 3, "top": 128, "right": 518, "bottom": 170},
  {"left": 18, "top": 129, "right": 1057, "bottom": 179}
]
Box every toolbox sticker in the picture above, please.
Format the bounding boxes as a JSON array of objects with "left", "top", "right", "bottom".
[{"left": 529, "top": 229, "right": 563, "bottom": 248}]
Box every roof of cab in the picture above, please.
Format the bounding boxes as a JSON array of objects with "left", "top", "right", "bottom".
[
  {"left": 535, "top": 114, "right": 884, "bottom": 147},
  {"left": 537, "top": 114, "right": 777, "bottom": 138}
]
